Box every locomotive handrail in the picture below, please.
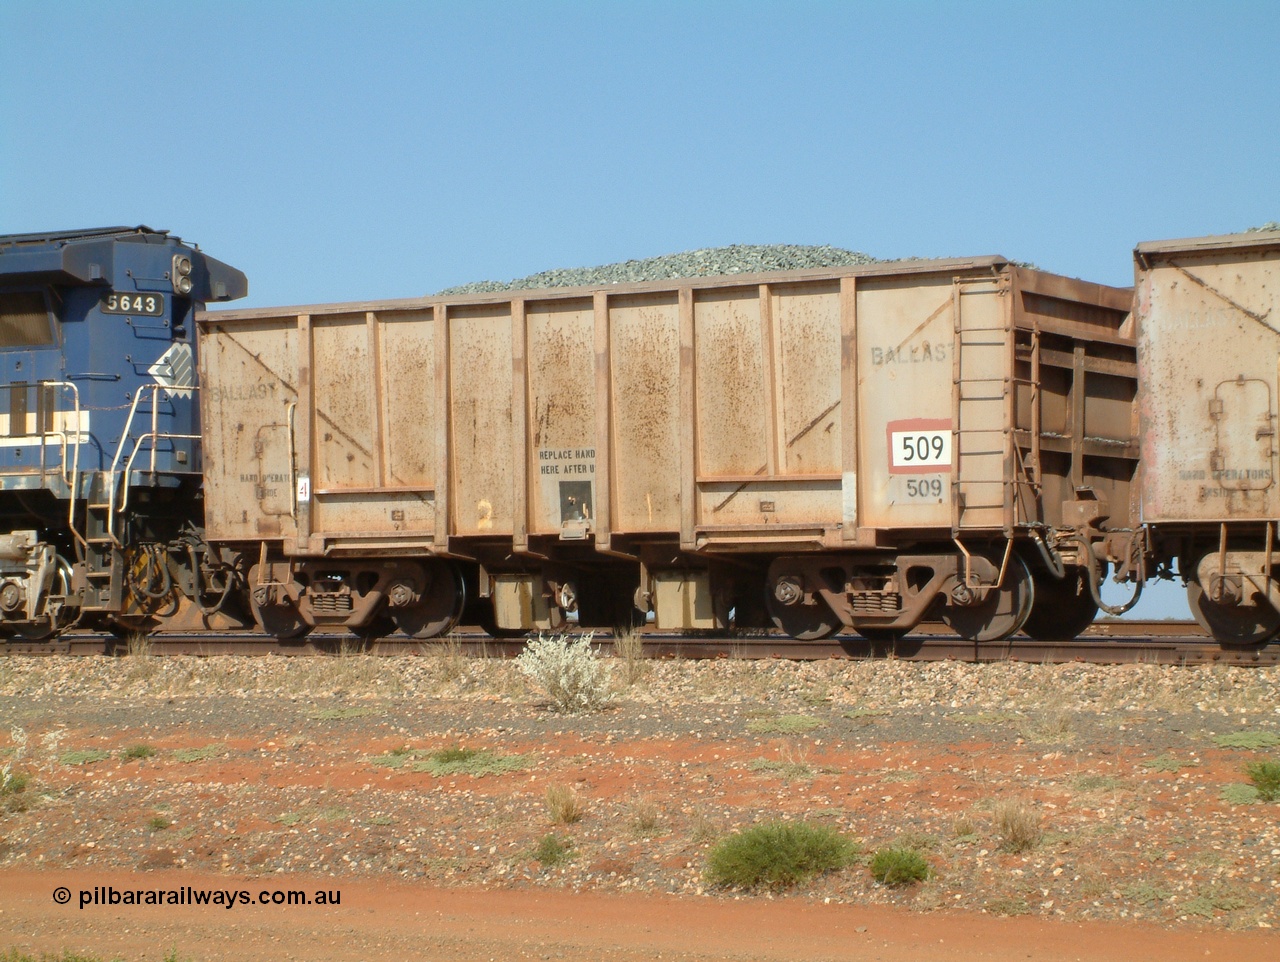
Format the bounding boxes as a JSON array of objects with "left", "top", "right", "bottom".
[
  {"left": 39, "top": 381, "right": 86, "bottom": 550},
  {"left": 106, "top": 384, "right": 200, "bottom": 544}
]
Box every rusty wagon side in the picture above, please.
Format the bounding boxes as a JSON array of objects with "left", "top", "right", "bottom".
[
  {"left": 196, "top": 255, "right": 1137, "bottom": 643},
  {"left": 1137, "top": 228, "right": 1280, "bottom": 645}
]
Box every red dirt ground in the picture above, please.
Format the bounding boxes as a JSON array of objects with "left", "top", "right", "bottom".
[{"left": 1, "top": 868, "right": 1276, "bottom": 962}]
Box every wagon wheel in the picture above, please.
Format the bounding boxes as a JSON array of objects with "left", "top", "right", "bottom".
[
  {"left": 942, "top": 553, "right": 1035, "bottom": 642},
  {"left": 1020, "top": 566, "right": 1099, "bottom": 641},
  {"left": 250, "top": 600, "right": 312, "bottom": 641},
  {"left": 353, "top": 613, "right": 397, "bottom": 643},
  {"left": 766, "top": 592, "right": 840, "bottom": 641},
  {"left": 857, "top": 627, "right": 908, "bottom": 642},
  {"left": 1186, "top": 563, "right": 1280, "bottom": 648},
  {"left": 393, "top": 561, "right": 465, "bottom": 640},
  {"left": 7, "top": 619, "right": 60, "bottom": 642},
  {"left": 477, "top": 604, "right": 529, "bottom": 640}
]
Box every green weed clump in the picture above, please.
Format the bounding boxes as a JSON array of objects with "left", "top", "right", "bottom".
[
  {"left": 120, "top": 744, "right": 156, "bottom": 761},
  {"left": 1214, "top": 731, "right": 1280, "bottom": 750},
  {"left": 705, "top": 821, "right": 859, "bottom": 891},
  {"left": 533, "top": 833, "right": 574, "bottom": 867},
  {"left": 1244, "top": 760, "right": 1280, "bottom": 801},
  {"left": 412, "top": 746, "right": 526, "bottom": 777},
  {"left": 869, "top": 847, "right": 932, "bottom": 886},
  {"left": 745, "top": 714, "right": 823, "bottom": 735},
  {"left": 59, "top": 749, "right": 110, "bottom": 767},
  {"left": 1221, "top": 783, "right": 1261, "bottom": 805}
]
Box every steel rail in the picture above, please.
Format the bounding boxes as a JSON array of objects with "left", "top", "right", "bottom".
[{"left": 4, "top": 619, "right": 1277, "bottom": 666}]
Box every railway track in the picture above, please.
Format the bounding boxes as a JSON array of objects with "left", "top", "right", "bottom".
[{"left": 4, "top": 620, "right": 1277, "bottom": 666}]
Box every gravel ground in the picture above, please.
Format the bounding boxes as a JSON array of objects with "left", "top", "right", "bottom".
[{"left": 3, "top": 653, "right": 1280, "bottom": 933}]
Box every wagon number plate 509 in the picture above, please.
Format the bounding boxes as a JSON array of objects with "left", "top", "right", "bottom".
[
  {"left": 887, "top": 418, "right": 952, "bottom": 474},
  {"left": 101, "top": 292, "right": 165, "bottom": 316}
]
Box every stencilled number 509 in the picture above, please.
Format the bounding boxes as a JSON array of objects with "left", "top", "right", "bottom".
[{"left": 905, "top": 478, "right": 943, "bottom": 499}]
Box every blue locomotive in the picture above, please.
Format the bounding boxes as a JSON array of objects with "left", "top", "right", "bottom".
[{"left": 0, "top": 227, "right": 246, "bottom": 639}]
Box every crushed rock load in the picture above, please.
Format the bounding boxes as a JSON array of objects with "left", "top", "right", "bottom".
[
  {"left": 438, "top": 244, "right": 881, "bottom": 295},
  {"left": 1247, "top": 221, "right": 1280, "bottom": 233}
]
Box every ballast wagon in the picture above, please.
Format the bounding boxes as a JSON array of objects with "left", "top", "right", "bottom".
[
  {"left": 199, "top": 256, "right": 1139, "bottom": 643},
  {"left": 1137, "top": 228, "right": 1280, "bottom": 645}
]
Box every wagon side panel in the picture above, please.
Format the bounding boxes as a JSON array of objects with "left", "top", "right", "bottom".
[
  {"left": 608, "top": 293, "right": 682, "bottom": 533},
  {"left": 854, "top": 275, "right": 957, "bottom": 532},
  {"left": 1138, "top": 241, "right": 1280, "bottom": 523},
  {"left": 199, "top": 318, "right": 302, "bottom": 543},
  {"left": 449, "top": 305, "right": 515, "bottom": 538}
]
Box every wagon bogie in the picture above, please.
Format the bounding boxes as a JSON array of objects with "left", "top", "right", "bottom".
[{"left": 246, "top": 556, "right": 465, "bottom": 640}]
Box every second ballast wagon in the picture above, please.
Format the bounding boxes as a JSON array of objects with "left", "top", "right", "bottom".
[{"left": 197, "top": 255, "right": 1138, "bottom": 642}]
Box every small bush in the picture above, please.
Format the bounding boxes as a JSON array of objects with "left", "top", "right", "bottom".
[
  {"left": 1245, "top": 760, "right": 1280, "bottom": 801},
  {"left": 1221, "top": 783, "right": 1261, "bottom": 805},
  {"left": 993, "top": 798, "right": 1042, "bottom": 853},
  {"left": 1, "top": 768, "right": 32, "bottom": 812},
  {"left": 1122, "top": 881, "right": 1171, "bottom": 906},
  {"left": 705, "top": 821, "right": 859, "bottom": 891},
  {"left": 172, "top": 744, "right": 225, "bottom": 763},
  {"left": 516, "top": 632, "right": 611, "bottom": 713},
  {"left": 869, "top": 847, "right": 931, "bottom": 886},
  {"left": 60, "top": 749, "right": 110, "bottom": 766},
  {"left": 629, "top": 799, "right": 663, "bottom": 838},
  {"left": 148, "top": 816, "right": 171, "bottom": 831},
  {"left": 412, "top": 747, "right": 526, "bottom": 777},
  {"left": 545, "top": 784, "right": 584, "bottom": 824},
  {"left": 533, "top": 833, "right": 574, "bottom": 867},
  {"left": 745, "top": 714, "right": 822, "bottom": 735},
  {"left": 121, "top": 744, "right": 156, "bottom": 761},
  {"left": 613, "top": 626, "right": 648, "bottom": 686},
  {"left": 951, "top": 816, "right": 977, "bottom": 840},
  {"left": 308, "top": 706, "right": 376, "bottom": 720},
  {"left": 368, "top": 746, "right": 415, "bottom": 769},
  {"left": 1143, "top": 754, "right": 1194, "bottom": 773},
  {"left": 749, "top": 758, "right": 814, "bottom": 780},
  {"left": 1214, "top": 731, "right": 1280, "bottom": 750},
  {"left": 1071, "top": 774, "right": 1128, "bottom": 793},
  {"left": 985, "top": 896, "right": 1032, "bottom": 916}
]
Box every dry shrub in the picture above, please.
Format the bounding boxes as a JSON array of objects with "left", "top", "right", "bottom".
[
  {"left": 516, "top": 632, "right": 611, "bottom": 713},
  {"left": 613, "top": 626, "right": 647, "bottom": 686},
  {"left": 993, "top": 798, "right": 1042, "bottom": 853},
  {"left": 545, "top": 784, "right": 584, "bottom": 825}
]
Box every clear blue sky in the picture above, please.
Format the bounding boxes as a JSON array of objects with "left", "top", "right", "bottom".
[{"left": 4, "top": 0, "right": 1278, "bottom": 618}]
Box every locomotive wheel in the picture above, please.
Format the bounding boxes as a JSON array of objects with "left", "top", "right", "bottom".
[
  {"left": 1186, "top": 571, "right": 1280, "bottom": 648},
  {"left": 767, "top": 592, "right": 840, "bottom": 641},
  {"left": 1020, "top": 567, "right": 1099, "bottom": 641},
  {"left": 942, "top": 554, "right": 1034, "bottom": 642},
  {"left": 393, "top": 561, "right": 465, "bottom": 639}
]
